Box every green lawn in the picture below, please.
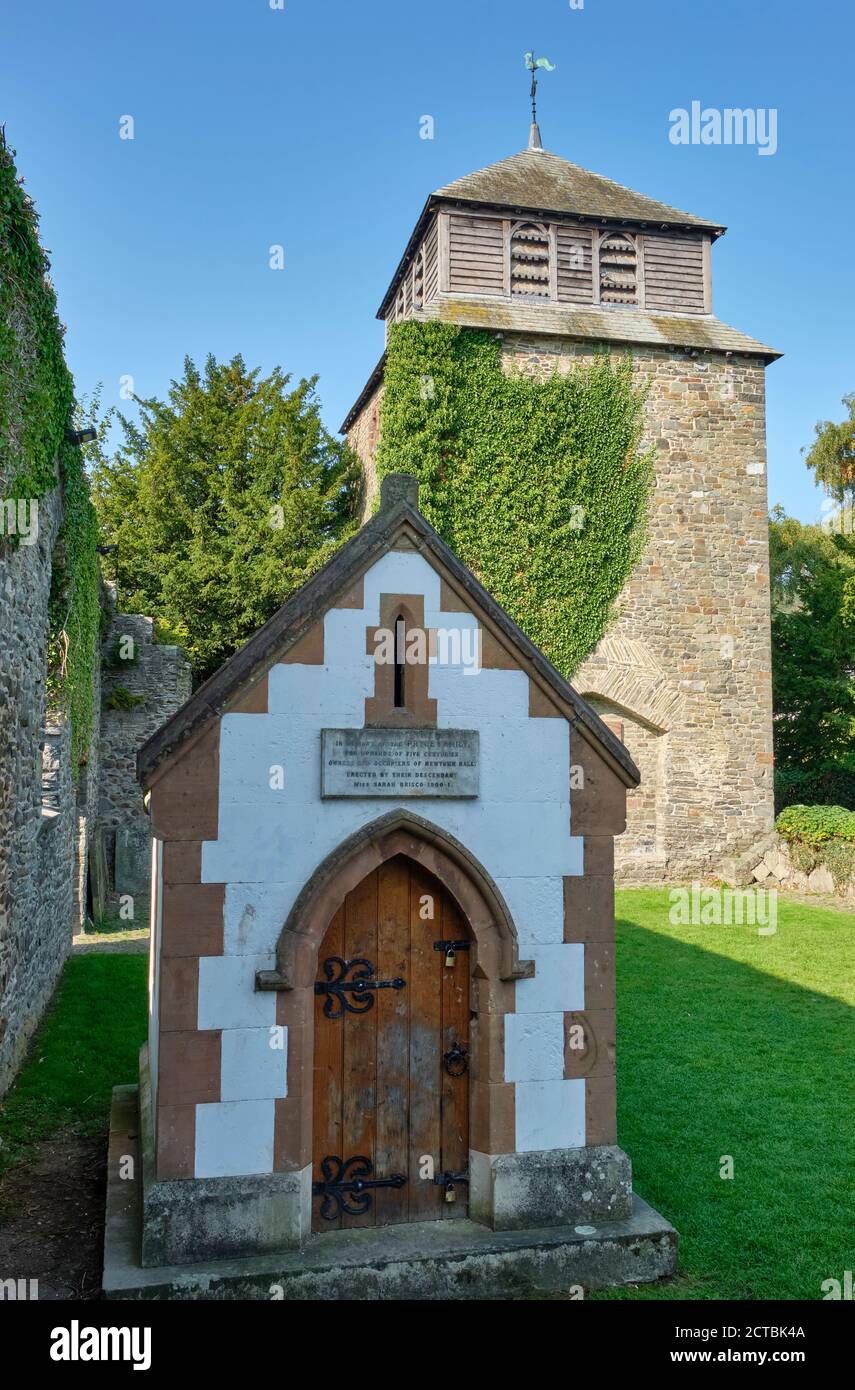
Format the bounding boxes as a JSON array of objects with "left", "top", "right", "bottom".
[
  {"left": 0, "top": 892, "right": 852, "bottom": 1300},
  {"left": 0, "top": 954, "right": 148, "bottom": 1180},
  {"left": 600, "top": 888, "right": 855, "bottom": 1300}
]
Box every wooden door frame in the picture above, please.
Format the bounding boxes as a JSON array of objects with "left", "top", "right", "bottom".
[{"left": 257, "top": 810, "right": 532, "bottom": 1184}]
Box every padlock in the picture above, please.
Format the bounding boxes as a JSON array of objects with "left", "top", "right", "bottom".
[
  {"left": 444, "top": 1182, "right": 456, "bottom": 1203},
  {"left": 445, "top": 946, "right": 455, "bottom": 967}
]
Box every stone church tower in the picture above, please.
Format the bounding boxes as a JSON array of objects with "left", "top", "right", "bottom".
[{"left": 342, "top": 133, "right": 781, "bottom": 881}]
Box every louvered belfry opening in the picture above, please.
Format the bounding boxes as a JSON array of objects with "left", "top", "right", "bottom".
[
  {"left": 510, "top": 221, "right": 551, "bottom": 297},
  {"left": 599, "top": 231, "right": 638, "bottom": 305}
]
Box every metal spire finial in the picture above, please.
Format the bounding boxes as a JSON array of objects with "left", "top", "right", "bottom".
[{"left": 524, "top": 51, "right": 555, "bottom": 151}]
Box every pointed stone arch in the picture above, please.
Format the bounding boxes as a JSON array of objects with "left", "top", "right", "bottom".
[
  {"left": 256, "top": 808, "right": 533, "bottom": 995},
  {"left": 256, "top": 810, "right": 531, "bottom": 1189},
  {"left": 574, "top": 636, "right": 685, "bottom": 735}
]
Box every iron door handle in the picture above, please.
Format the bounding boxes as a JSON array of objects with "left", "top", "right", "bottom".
[{"left": 443, "top": 1040, "right": 469, "bottom": 1076}]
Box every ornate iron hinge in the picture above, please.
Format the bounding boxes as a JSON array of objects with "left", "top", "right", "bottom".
[
  {"left": 314, "top": 956, "right": 406, "bottom": 1019},
  {"left": 312, "top": 1155, "right": 407, "bottom": 1220}
]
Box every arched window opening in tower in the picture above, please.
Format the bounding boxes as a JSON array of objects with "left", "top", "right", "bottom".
[
  {"left": 599, "top": 231, "right": 638, "bottom": 305},
  {"left": 510, "top": 222, "right": 551, "bottom": 298}
]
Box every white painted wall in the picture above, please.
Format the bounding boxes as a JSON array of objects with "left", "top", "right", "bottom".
[{"left": 193, "top": 549, "right": 588, "bottom": 1178}]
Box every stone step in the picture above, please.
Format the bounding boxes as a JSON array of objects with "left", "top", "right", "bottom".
[{"left": 104, "top": 1085, "right": 678, "bottom": 1301}]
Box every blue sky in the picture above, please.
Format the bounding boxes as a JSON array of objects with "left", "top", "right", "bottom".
[{"left": 3, "top": 0, "right": 853, "bottom": 521}]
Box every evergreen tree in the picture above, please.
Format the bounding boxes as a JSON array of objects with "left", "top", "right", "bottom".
[{"left": 90, "top": 354, "right": 359, "bottom": 681}]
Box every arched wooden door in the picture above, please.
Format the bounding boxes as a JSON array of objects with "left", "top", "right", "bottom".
[{"left": 312, "top": 856, "right": 470, "bottom": 1231}]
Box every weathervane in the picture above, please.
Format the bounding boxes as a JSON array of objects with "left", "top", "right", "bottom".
[{"left": 524, "top": 51, "right": 555, "bottom": 150}]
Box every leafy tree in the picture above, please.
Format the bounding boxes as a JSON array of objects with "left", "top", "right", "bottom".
[
  {"left": 803, "top": 392, "right": 855, "bottom": 507},
  {"left": 90, "top": 355, "right": 359, "bottom": 681},
  {"left": 769, "top": 506, "right": 855, "bottom": 808}
]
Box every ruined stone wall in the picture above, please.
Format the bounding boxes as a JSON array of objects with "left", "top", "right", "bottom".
[
  {"left": 347, "top": 382, "right": 384, "bottom": 522},
  {"left": 0, "top": 546, "right": 193, "bottom": 1093},
  {"left": 347, "top": 336, "right": 775, "bottom": 881},
  {"left": 72, "top": 615, "right": 102, "bottom": 932},
  {"left": 0, "top": 481, "right": 75, "bottom": 1097},
  {"left": 96, "top": 609, "right": 192, "bottom": 921}
]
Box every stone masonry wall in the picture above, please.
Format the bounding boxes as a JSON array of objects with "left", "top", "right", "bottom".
[
  {"left": 0, "top": 499, "right": 191, "bottom": 1092},
  {"left": 352, "top": 382, "right": 384, "bottom": 522},
  {"left": 0, "top": 481, "right": 75, "bottom": 1098},
  {"left": 97, "top": 608, "right": 192, "bottom": 921},
  {"left": 72, "top": 608, "right": 102, "bottom": 933},
  {"left": 347, "top": 336, "right": 775, "bottom": 881}
]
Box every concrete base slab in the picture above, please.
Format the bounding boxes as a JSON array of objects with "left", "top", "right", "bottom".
[{"left": 105, "top": 1086, "right": 678, "bottom": 1300}]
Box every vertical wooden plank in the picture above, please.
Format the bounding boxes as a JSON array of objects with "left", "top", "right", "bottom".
[
  {"left": 438, "top": 211, "right": 450, "bottom": 294},
  {"left": 439, "top": 894, "right": 470, "bottom": 1219},
  {"left": 502, "top": 217, "right": 511, "bottom": 297},
  {"left": 592, "top": 227, "right": 601, "bottom": 306},
  {"left": 374, "top": 858, "right": 411, "bottom": 1225},
  {"left": 408, "top": 865, "right": 444, "bottom": 1220},
  {"left": 312, "top": 905, "right": 344, "bottom": 1232},
  {"left": 548, "top": 222, "right": 558, "bottom": 302},
  {"left": 341, "top": 869, "right": 378, "bottom": 1228},
  {"left": 702, "top": 235, "right": 712, "bottom": 313}
]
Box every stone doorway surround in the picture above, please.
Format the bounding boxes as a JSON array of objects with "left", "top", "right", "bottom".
[
  {"left": 576, "top": 635, "right": 683, "bottom": 878},
  {"left": 257, "top": 810, "right": 530, "bottom": 1239}
]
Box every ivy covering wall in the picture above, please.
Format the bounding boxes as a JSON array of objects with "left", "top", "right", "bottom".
[
  {"left": 0, "top": 128, "right": 100, "bottom": 770},
  {"left": 375, "top": 321, "right": 654, "bottom": 677},
  {"left": 47, "top": 439, "right": 101, "bottom": 768}
]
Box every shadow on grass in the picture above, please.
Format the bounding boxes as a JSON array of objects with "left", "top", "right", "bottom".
[
  {"left": 0, "top": 954, "right": 148, "bottom": 1182},
  {"left": 2, "top": 901, "right": 851, "bottom": 1301},
  {"left": 596, "top": 909, "right": 854, "bottom": 1300}
]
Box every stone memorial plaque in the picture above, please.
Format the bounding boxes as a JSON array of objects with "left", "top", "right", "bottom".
[{"left": 321, "top": 728, "right": 479, "bottom": 799}]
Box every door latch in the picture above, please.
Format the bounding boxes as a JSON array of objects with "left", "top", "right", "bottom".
[
  {"left": 433, "top": 1169, "right": 469, "bottom": 1205},
  {"left": 433, "top": 939, "right": 470, "bottom": 967}
]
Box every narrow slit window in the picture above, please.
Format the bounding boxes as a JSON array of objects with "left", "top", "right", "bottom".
[{"left": 394, "top": 616, "right": 406, "bottom": 708}]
